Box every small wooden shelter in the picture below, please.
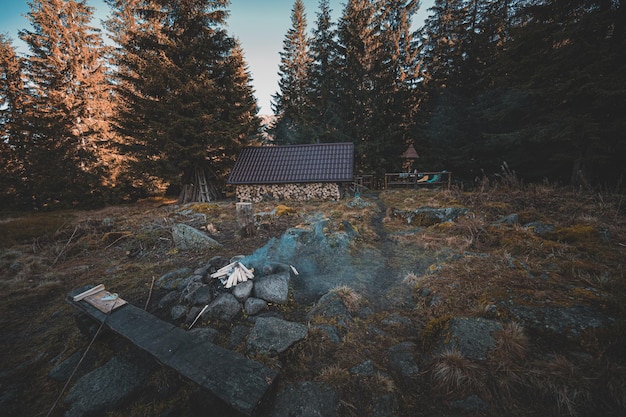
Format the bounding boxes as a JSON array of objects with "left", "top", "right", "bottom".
[
  {"left": 401, "top": 144, "right": 419, "bottom": 172},
  {"left": 228, "top": 143, "right": 354, "bottom": 202}
]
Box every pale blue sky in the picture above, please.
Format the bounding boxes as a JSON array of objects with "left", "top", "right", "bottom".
[{"left": 0, "top": 0, "right": 433, "bottom": 114}]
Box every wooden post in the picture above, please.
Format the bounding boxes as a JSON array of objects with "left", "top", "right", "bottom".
[{"left": 236, "top": 202, "right": 255, "bottom": 237}]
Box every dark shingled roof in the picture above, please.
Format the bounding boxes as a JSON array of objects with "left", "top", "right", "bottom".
[{"left": 227, "top": 143, "right": 354, "bottom": 184}]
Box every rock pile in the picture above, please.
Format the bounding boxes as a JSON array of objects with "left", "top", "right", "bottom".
[{"left": 156, "top": 256, "right": 294, "bottom": 328}]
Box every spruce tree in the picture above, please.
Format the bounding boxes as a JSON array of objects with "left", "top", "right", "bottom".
[
  {"left": 371, "top": 0, "right": 423, "bottom": 173},
  {"left": 107, "top": 0, "right": 259, "bottom": 202},
  {"left": 493, "top": 0, "right": 626, "bottom": 184},
  {"left": 307, "top": 0, "right": 343, "bottom": 143},
  {"left": 19, "top": 0, "right": 112, "bottom": 208},
  {"left": 272, "top": 0, "right": 312, "bottom": 144},
  {"left": 419, "top": 0, "right": 467, "bottom": 90},
  {"left": 336, "top": 0, "right": 380, "bottom": 174},
  {"left": 0, "top": 35, "right": 27, "bottom": 206}
]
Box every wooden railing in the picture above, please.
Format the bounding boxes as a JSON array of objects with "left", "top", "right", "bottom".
[{"left": 384, "top": 171, "right": 452, "bottom": 189}]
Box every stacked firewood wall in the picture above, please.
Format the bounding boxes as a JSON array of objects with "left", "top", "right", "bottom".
[{"left": 236, "top": 183, "right": 341, "bottom": 202}]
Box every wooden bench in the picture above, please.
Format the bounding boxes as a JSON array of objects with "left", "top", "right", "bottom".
[
  {"left": 67, "top": 286, "right": 278, "bottom": 416},
  {"left": 384, "top": 171, "right": 452, "bottom": 189}
]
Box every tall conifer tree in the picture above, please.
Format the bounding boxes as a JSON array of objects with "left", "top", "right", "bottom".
[
  {"left": 272, "top": 0, "right": 312, "bottom": 144},
  {"left": 336, "top": 0, "right": 380, "bottom": 174},
  {"left": 0, "top": 35, "right": 27, "bottom": 206},
  {"left": 107, "top": 0, "right": 259, "bottom": 202},
  {"left": 19, "top": 0, "right": 112, "bottom": 208},
  {"left": 307, "top": 0, "right": 343, "bottom": 143},
  {"left": 372, "top": 0, "right": 423, "bottom": 173}
]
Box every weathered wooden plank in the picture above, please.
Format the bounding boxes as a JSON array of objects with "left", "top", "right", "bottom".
[{"left": 67, "top": 286, "right": 278, "bottom": 416}]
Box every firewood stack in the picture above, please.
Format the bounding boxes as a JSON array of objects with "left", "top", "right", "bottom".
[
  {"left": 236, "top": 183, "right": 341, "bottom": 202},
  {"left": 210, "top": 261, "right": 255, "bottom": 288}
]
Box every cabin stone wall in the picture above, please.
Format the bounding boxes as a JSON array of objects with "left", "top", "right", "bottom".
[{"left": 236, "top": 183, "right": 341, "bottom": 202}]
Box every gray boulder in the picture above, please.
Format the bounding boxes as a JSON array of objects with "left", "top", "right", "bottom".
[
  {"left": 170, "top": 305, "right": 188, "bottom": 321},
  {"left": 247, "top": 317, "right": 308, "bottom": 355},
  {"left": 306, "top": 292, "right": 352, "bottom": 328},
  {"left": 202, "top": 293, "right": 241, "bottom": 322},
  {"left": 253, "top": 272, "right": 290, "bottom": 304},
  {"left": 156, "top": 267, "right": 193, "bottom": 290},
  {"left": 63, "top": 355, "right": 153, "bottom": 417},
  {"left": 244, "top": 297, "right": 268, "bottom": 316},
  {"left": 232, "top": 280, "right": 254, "bottom": 302},
  {"left": 172, "top": 223, "right": 221, "bottom": 251},
  {"left": 508, "top": 304, "right": 613, "bottom": 340},
  {"left": 434, "top": 317, "right": 503, "bottom": 361},
  {"left": 181, "top": 281, "right": 212, "bottom": 306},
  {"left": 157, "top": 290, "right": 180, "bottom": 309}
]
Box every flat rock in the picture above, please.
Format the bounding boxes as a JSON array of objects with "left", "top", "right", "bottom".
[
  {"left": 508, "top": 304, "right": 613, "bottom": 340},
  {"left": 247, "top": 317, "right": 308, "bottom": 355},
  {"left": 63, "top": 355, "right": 154, "bottom": 417}
]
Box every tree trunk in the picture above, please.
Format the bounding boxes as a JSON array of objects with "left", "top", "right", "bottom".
[{"left": 236, "top": 202, "right": 255, "bottom": 237}]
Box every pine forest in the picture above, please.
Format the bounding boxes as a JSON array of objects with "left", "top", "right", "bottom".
[{"left": 1, "top": 0, "right": 625, "bottom": 210}]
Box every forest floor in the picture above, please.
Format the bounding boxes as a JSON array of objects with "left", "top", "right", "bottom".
[{"left": 1, "top": 182, "right": 625, "bottom": 417}]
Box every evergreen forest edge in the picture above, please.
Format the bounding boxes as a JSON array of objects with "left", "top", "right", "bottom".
[{"left": 1, "top": 0, "right": 624, "bottom": 211}]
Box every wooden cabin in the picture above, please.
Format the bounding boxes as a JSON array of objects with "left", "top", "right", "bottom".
[{"left": 227, "top": 143, "right": 354, "bottom": 202}]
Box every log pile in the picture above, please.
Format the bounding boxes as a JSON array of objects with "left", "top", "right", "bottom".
[
  {"left": 236, "top": 182, "right": 341, "bottom": 202},
  {"left": 210, "top": 261, "right": 255, "bottom": 288}
]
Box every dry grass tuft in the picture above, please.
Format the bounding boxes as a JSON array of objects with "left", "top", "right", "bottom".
[
  {"left": 317, "top": 364, "right": 351, "bottom": 387},
  {"left": 430, "top": 348, "right": 485, "bottom": 397},
  {"left": 330, "top": 285, "right": 365, "bottom": 313},
  {"left": 529, "top": 355, "right": 592, "bottom": 416},
  {"left": 491, "top": 322, "right": 529, "bottom": 362},
  {"left": 371, "top": 372, "right": 397, "bottom": 394}
]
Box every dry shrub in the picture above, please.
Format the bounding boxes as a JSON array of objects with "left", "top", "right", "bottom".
[
  {"left": 431, "top": 348, "right": 485, "bottom": 397},
  {"left": 370, "top": 372, "right": 396, "bottom": 394},
  {"left": 317, "top": 364, "right": 351, "bottom": 387},
  {"left": 331, "top": 285, "right": 365, "bottom": 313},
  {"left": 529, "top": 355, "right": 592, "bottom": 416},
  {"left": 491, "top": 322, "right": 529, "bottom": 363}
]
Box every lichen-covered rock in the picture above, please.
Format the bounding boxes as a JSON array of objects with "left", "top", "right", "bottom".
[
  {"left": 508, "top": 304, "right": 613, "bottom": 340},
  {"left": 172, "top": 223, "right": 221, "bottom": 251},
  {"left": 170, "top": 305, "right": 187, "bottom": 321}
]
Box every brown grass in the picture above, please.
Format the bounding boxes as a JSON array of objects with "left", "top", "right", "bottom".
[
  {"left": 1, "top": 184, "right": 625, "bottom": 417},
  {"left": 430, "top": 348, "right": 486, "bottom": 397}
]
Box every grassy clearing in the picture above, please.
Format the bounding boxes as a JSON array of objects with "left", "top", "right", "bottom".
[{"left": 1, "top": 184, "right": 625, "bottom": 417}]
